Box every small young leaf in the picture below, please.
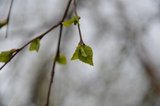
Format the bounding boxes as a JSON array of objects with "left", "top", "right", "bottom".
[
  {"left": 62, "top": 16, "right": 80, "bottom": 27},
  {"left": 29, "top": 39, "right": 40, "bottom": 52},
  {"left": 0, "top": 19, "right": 8, "bottom": 28},
  {"left": 71, "top": 44, "right": 94, "bottom": 66},
  {"left": 56, "top": 54, "right": 67, "bottom": 65},
  {"left": 0, "top": 49, "right": 16, "bottom": 63}
]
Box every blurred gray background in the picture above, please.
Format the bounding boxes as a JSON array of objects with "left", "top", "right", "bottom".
[{"left": 0, "top": 0, "right": 160, "bottom": 106}]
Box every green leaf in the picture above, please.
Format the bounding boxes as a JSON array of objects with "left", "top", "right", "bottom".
[
  {"left": 71, "top": 44, "right": 94, "bottom": 66},
  {"left": 0, "top": 49, "right": 16, "bottom": 63},
  {"left": 71, "top": 46, "right": 80, "bottom": 60},
  {"left": 0, "top": 19, "right": 8, "bottom": 28},
  {"left": 62, "top": 16, "right": 80, "bottom": 27},
  {"left": 56, "top": 54, "right": 67, "bottom": 65},
  {"left": 29, "top": 39, "right": 40, "bottom": 52}
]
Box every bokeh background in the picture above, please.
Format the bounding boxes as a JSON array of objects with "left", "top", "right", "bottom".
[{"left": 0, "top": 0, "right": 160, "bottom": 106}]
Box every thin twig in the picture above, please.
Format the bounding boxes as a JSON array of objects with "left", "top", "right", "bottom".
[
  {"left": 5, "top": 0, "right": 14, "bottom": 38},
  {"left": 73, "top": 0, "right": 78, "bottom": 16},
  {"left": 61, "top": 0, "right": 73, "bottom": 22},
  {"left": 45, "top": 0, "right": 73, "bottom": 105},
  {"left": 45, "top": 24, "right": 63, "bottom": 106}
]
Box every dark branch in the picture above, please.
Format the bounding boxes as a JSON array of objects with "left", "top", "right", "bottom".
[
  {"left": 45, "top": 0, "right": 73, "bottom": 105},
  {"left": 45, "top": 24, "right": 63, "bottom": 106},
  {"left": 73, "top": 0, "right": 78, "bottom": 16}
]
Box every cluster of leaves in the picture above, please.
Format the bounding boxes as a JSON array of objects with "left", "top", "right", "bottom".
[
  {"left": 62, "top": 16, "right": 94, "bottom": 65},
  {"left": 0, "top": 16, "right": 93, "bottom": 69},
  {"left": 27, "top": 16, "right": 94, "bottom": 66}
]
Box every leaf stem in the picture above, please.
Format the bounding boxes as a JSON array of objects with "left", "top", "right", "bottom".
[
  {"left": 73, "top": 0, "right": 85, "bottom": 45},
  {"left": 77, "top": 24, "right": 84, "bottom": 45}
]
